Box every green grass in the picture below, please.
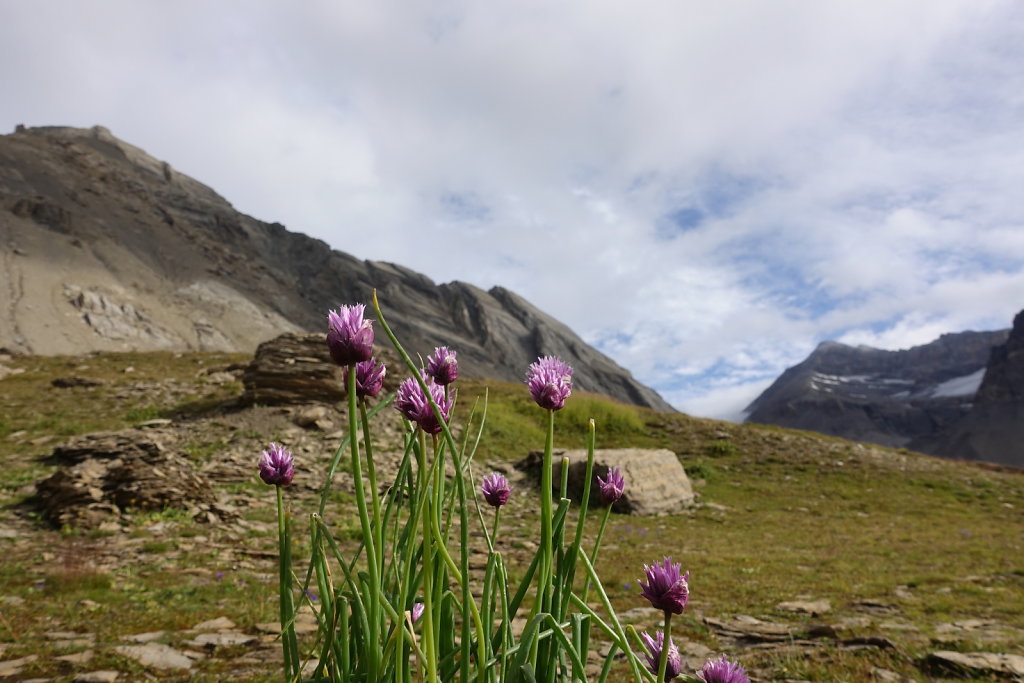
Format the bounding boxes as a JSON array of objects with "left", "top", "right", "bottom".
[{"left": 0, "top": 351, "right": 1022, "bottom": 681}]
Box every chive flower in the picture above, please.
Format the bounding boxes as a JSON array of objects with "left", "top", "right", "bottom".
[
  {"left": 346, "top": 357, "right": 386, "bottom": 398},
  {"left": 697, "top": 655, "right": 750, "bottom": 683},
  {"left": 526, "top": 356, "right": 573, "bottom": 411},
  {"left": 394, "top": 374, "right": 453, "bottom": 435},
  {"left": 258, "top": 442, "right": 294, "bottom": 486},
  {"left": 409, "top": 602, "right": 425, "bottom": 624},
  {"left": 639, "top": 557, "right": 690, "bottom": 614},
  {"left": 640, "top": 630, "right": 682, "bottom": 681},
  {"left": 597, "top": 466, "right": 625, "bottom": 504},
  {"left": 425, "top": 346, "right": 458, "bottom": 385},
  {"left": 326, "top": 304, "right": 374, "bottom": 366},
  {"left": 481, "top": 473, "right": 511, "bottom": 508}
]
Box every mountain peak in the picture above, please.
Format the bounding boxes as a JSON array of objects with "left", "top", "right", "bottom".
[{"left": 0, "top": 124, "right": 673, "bottom": 411}]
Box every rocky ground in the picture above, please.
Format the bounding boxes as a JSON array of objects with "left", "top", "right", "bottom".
[{"left": 1, "top": 346, "right": 1022, "bottom": 681}]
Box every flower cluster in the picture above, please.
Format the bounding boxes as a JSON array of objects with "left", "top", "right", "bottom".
[
  {"left": 697, "top": 655, "right": 750, "bottom": 683},
  {"left": 265, "top": 301, "right": 750, "bottom": 683},
  {"left": 526, "top": 356, "right": 573, "bottom": 411},
  {"left": 408, "top": 602, "right": 425, "bottom": 625},
  {"left": 640, "top": 630, "right": 682, "bottom": 681},
  {"left": 481, "top": 473, "right": 511, "bottom": 508},
  {"left": 425, "top": 346, "right": 458, "bottom": 385},
  {"left": 639, "top": 557, "right": 690, "bottom": 615},
  {"left": 346, "top": 358, "right": 387, "bottom": 399},
  {"left": 327, "top": 304, "right": 374, "bottom": 366},
  {"left": 597, "top": 466, "right": 625, "bottom": 504},
  {"left": 258, "top": 442, "right": 294, "bottom": 486},
  {"left": 394, "top": 373, "right": 454, "bottom": 435}
]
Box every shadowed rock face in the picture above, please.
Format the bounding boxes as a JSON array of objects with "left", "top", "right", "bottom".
[
  {"left": 921, "top": 310, "right": 1024, "bottom": 466},
  {"left": 743, "top": 329, "right": 1010, "bottom": 453},
  {"left": 0, "top": 125, "right": 672, "bottom": 411}
]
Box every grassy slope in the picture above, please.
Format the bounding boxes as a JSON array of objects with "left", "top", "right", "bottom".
[{"left": 0, "top": 353, "right": 1021, "bottom": 681}]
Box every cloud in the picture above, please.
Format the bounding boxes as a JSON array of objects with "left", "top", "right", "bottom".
[{"left": 2, "top": 1, "right": 1022, "bottom": 420}]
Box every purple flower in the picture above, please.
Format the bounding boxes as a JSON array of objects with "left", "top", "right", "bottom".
[
  {"left": 409, "top": 602, "right": 425, "bottom": 624},
  {"left": 258, "top": 442, "right": 294, "bottom": 486},
  {"left": 697, "top": 655, "right": 749, "bottom": 683},
  {"left": 394, "top": 374, "right": 453, "bottom": 435},
  {"left": 640, "top": 630, "right": 682, "bottom": 681},
  {"left": 425, "top": 346, "right": 458, "bottom": 385},
  {"left": 481, "top": 473, "right": 511, "bottom": 508},
  {"left": 639, "top": 557, "right": 690, "bottom": 614},
  {"left": 346, "top": 357, "right": 386, "bottom": 398},
  {"left": 526, "top": 356, "right": 573, "bottom": 411},
  {"left": 597, "top": 466, "right": 625, "bottom": 504},
  {"left": 326, "top": 304, "right": 374, "bottom": 366}
]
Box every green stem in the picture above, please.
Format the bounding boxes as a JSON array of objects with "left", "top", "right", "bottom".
[
  {"left": 656, "top": 612, "right": 672, "bottom": 683},
  {"left": 539, "top": 408, "right": 555, "bottom": 612},
  {"left": 582, "top": 505, "right": 613, "bottom": 605},
  {"left": 562, "top": 419, "right": 596, "bottom": 616},
  {"left": 371, "top": 290, "right": 489, "bottom": 680},
  {"left": 276, "top": 485, "right": 299, "bottom": 681},
  {"left": 418, "top": 429, "right": 438, "bottom": 682},
  {"left": 359, "top": 399, "right": 384, "bottom": 579},
  {"left": 491, "top": 506, "right": 501, "bottom": 544},
  {"left": 347, "top": 365, "right": 380, "bottom": 680}
]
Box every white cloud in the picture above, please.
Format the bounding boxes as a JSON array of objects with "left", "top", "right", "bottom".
[{"left": 2, "top": 0, "right": 1022, "bottom": 421}]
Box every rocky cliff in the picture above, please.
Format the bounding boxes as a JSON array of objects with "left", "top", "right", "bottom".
[
  {"left": 0, "top": 124, "right": 672, "bottom": 410},
  {"left": 920, "top": 310, "right": 1024, "bottom": 466},
  {"left": 743, "top": 329, "right": 1010, "bottom": 451}
]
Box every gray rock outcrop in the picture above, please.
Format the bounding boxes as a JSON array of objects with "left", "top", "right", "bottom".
[
  {"left": 35, "top": 428, "right": 232, "bottom": 528},
  {"left": 0, "top": 124, "right": 672, "bottom": 411},
  {"left": 241, "top": 332, "right": 408, "bottom": 406},
  {"left": 924, "top": 309, "right": 1024, "bottom": 466},
  {"left": 524, "top": 448, "right": 695, "bottom": 515}
]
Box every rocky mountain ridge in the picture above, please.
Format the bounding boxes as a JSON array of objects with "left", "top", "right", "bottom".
[
  {"left": 0, "top": 124, "right": 672, "bottom": 410},
  {"left": 922, "top": 309, "right": 1024, "bottom": 466},
  {"left": 744, "top": 318, "right": 1023, "bottom": 466}
]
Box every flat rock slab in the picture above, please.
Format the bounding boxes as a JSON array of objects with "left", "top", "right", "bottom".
[
  {"left": 705, "top": 615, "right": 795, "bottom": 643},
  {"left": 525, "top": 448, "right": 695, "bottom": 515},
  {"left": 114, "top": 642, "right": 194, "bottom": 671},
  {"left": 776, "top": 599, "right": 831, "bottom": 615},
  {"left": 924, "top": 651, "right": 1024, "bottom": 678},
  {"left": 0, "top": 654, "right": 38, "bottom": 677}
]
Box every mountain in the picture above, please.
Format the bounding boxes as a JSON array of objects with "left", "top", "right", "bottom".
[
  {"left": 743, "top": 329, "right": 1010, "bottom": 452},
  {"left": 920, "top": 310, "right": 1024, "bottom": 466},
  {"left": 0, "top": 124, "right": 672, "bottom": 411}
]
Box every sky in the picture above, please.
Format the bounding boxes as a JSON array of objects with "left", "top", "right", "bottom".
[{"left": 3, "top": 1, "right": 1024, "bottom": 420}]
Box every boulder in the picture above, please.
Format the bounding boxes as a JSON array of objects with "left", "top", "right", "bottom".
[
  {"left": 241, "top": 332, "right": 401, "bottom": 405},
  {"left": 523, "top": 448, "right": 695, "bottom": 515},
  {"left": 35, "top": 429, "right": 232, "bottom": 528}
]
